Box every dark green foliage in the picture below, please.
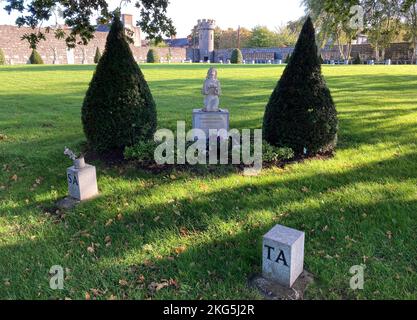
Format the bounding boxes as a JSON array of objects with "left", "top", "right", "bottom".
[
  {"left": 262, "top": 142, "right": 294, "bottom": 163},
  {"left": 94, "top": 47, "right": 102, "bottom": 63},
  {"left": 5, "top": 1, "right": 175, "bottom": 49},
  {"left": 82, "top": 15, "right": 157, "bottom": 154},
  {"left": 124, "top": 140, "right": 158, "bottom": 163},
  {"left": 29, "top": 49, "right": 44, "bottom": 64},
  {"left": 284, "top": 53, "right": 291, "bottom": 64},
  {"left": 263, "top": 17, "right": 338, "bottom": 156},
  {"left": 230, "top": 48, "right": 243, "bottom": 64},
  {"left": 353, "top": 53, "right": 361, "bottom": 65},
  {"left": 0, "top": 48, "right": 5, "bottom": 65},
  {"left": 147, "top": 49, "right": 159, "bottom": 63}
]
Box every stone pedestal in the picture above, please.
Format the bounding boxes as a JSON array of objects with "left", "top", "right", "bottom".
[
  {"left": 262, "top": 224, "right": 305, "bottom": 288},
  {"left": 67, "top": 164, "right": 98, "bottom": 201},
  {"left": 192, "top": 109, "right": 229, "bottom": 140}
]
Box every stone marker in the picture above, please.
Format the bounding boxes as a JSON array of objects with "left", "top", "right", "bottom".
[
  {"left": 263, "top": 224, "right": 305, "bottom": 288},
  {"left": 64, "top": 147, "right": 99, "bottom": 201}
]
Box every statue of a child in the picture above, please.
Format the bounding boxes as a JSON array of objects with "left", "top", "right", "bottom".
[{"left": 202, "top": 67, "right": 221, "bottom": 112}]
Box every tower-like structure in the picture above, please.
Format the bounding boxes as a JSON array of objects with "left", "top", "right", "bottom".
[
  {"left": 198, "top": 19, "right": 216, "bottom": 62},
  {"left": 122, "top": 14, "right": 142, "bottom": 47}
]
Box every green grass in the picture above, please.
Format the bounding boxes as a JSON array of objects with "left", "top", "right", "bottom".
[{"left": 0, "top": 64, "right": 416, "bottom": 300}]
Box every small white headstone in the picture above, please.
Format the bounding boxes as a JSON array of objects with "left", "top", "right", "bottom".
[
  {"left": 262, "top": 224, "right": 305, "bottom": 288},
  {"left": 67, "top": 164, "right": 98, "bottom": 201}
]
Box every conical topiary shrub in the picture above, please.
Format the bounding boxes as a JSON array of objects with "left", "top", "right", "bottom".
[
  {"left": 82, "top": 14, "right": 157, "bottom": 154},
  {"left": 284, "top": 53, "right": 291, "bottom": 64},
  {"left": 0, "top": 48, "right": 5, "bottom": 65},
  {"left": 263, "top": 17, "right": 338, "bottom": 156},
  {"left": 94, "top": 47, "right": 102, "bottom": 63},
  {"left": 147, "top": 49, "right": 159, "bottom": 63},
  {"left": 353, "top": 53, "right": 361, "bottom": 65},
  {"left": 230, "top": 48, "right": 243, "bottom": 64},
  {"left": 29, "top": 49, "right": 44, "bottom": 64}
]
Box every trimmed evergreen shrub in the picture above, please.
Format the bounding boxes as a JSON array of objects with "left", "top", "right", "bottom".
[
  {"left": 284, "top": 53, "right": 291, "bottom": 64},
  {"left": 147, "top": 49, "right": 159, "bottom": 63},
  {"left": 0, "top": 48, "right": 5, "bottom": 65},
  {"left": 353, "top": 53, "right": 361, "bottom": 65},
  {"left": 230, "top": 48, "right": 243, "bottom": 64},
  {"left": 82, "top": 14, "right": 157, "bottom": 154},
  {"left": 263, "top": 17, "right": 338, "bottom": 156},
  {"left": 94, "top": 47, "right": 102, "bottom": 63},
  {"left": 29, "top": 49, "right": 44, "bottom": 64}
]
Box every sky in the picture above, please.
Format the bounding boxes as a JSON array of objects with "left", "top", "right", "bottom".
[{"left": 0, "top": 0, "right": 306, "bottom": 38}]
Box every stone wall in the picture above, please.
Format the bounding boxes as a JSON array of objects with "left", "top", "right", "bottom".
[
  {"left": 187, "top": 43, "right": 413, "bottom": 64},
  {"left": 321, "top": 43, "right": 413, "bottom": 62},
  {"left": 0, "top": 25, "right": 187, "bottom": 64}
]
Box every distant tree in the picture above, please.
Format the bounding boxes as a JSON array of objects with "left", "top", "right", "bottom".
[
  {"left": 82, "top": 14, "right": 157, "bottom": 154},
  {"left": 4, "top": 1, "right": 176, "bottom": 49},
  {"left": 402, "top": 0, "right": 417, "bottom": 62},
  {"left": 214, "top": 27, "right": 252, "bottom": 49},
  {"left": 248, "top": 25, "right": 277, "bottom": 47},
  {"left": 94, "top": 47, "right": 102, "bottom": 64},
  {"left": 0, "top": 48, "right": 5, "bottom": 65},
  {"left": 29, "top": 49, "right": 44, "bottom": 64},
  {"left": 263, "top": 17, "right": 338, "bottom": 156},
  {"left": 364, "top": 0, "right": 402, "bottom": 61},
  {"left": 230, "top": 48, "right": 243, "bottom": 64},
  {"left": 147, "top": 49, "right": 160, "bottom": 63},
  {"left": 274, "top": 24, "right": 299, "bottom": 47}
]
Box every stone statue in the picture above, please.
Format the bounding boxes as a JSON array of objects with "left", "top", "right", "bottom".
[{"left": 202, "top": 67, "right": 221, "bottom": 112}]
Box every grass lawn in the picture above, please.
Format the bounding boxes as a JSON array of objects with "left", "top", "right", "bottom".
[{"left": 0, "top": 64, "right": 416, "bottom": 300}]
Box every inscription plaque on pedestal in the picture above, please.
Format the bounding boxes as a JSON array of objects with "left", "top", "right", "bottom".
[{"left": 192, "top": 109, "right": 229, "bottom": 140}]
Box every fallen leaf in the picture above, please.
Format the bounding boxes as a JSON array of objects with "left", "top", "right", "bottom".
[
  {"left": 10, "top": 174, "right": 17, "bottom": 182},
  {"left": 301, "top": 186, "right": 309, "bottom": 193},
  {"left": 118, "top": 279, "right": 128, "bottom": 287},
  {"left": 174, "top": 245, "right": 187, "bottom": 255},
  {"left": 85, "top": 292, "right": 91, "bottom": 300},
  {"left": 91, "top": 288, "right": 102, "bottom": 297},
  {"left": 153, "top": 216, "right": 160, "bottom": 222},
  {"left": 117, "top": 214, "right": 123, "bottom": 221},
  {"left": 105, "top": 219, "right": 113, "bottom": 227},
  {"left": 386, "top": 231, "right": 393, "bottom": 240},
  {"left": 180, "top": 227, "right": 189, "bottom": 236},
  {"left": 87, "top": 246, "right": 95, "bottom": 254},
  {"left": 148, "top": 281, "right": 169, "bottom": 293},
  {"left": 108, "top": 295, "right": 117, "bottom": 300}
]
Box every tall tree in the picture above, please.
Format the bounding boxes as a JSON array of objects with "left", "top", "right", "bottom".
[
  {"left": 303, "top": 0, "right": 362, "bottom": 59},
  {"left": 402, "top": 0, "right": 417, "bottom": 62},
  {"left": 248, "top": 26, "right": 277, "bottom": 47},
  {"left": 4, "top": 0, "right": 176, "bottom": 49},
  {"left": 364, "top": 0, "right": 402, "bottom": 60}
]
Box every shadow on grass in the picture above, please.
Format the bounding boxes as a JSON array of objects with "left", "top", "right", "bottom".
[{"left": 1, "top": 150, "right": 416, "bottom": 299}]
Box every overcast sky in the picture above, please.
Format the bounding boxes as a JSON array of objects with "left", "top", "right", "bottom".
[{"left": 0, "top": 0, "right": 306, "bottom": 37}]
